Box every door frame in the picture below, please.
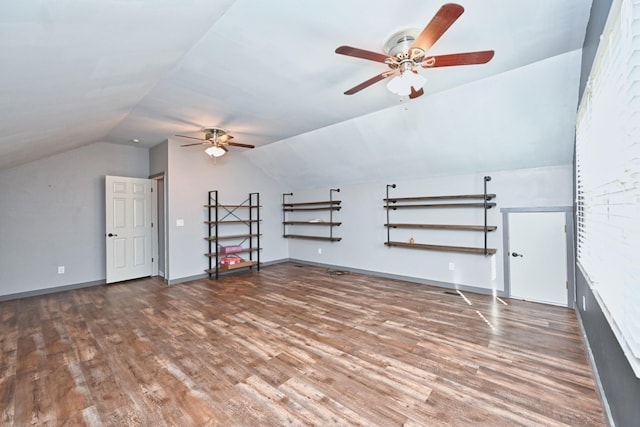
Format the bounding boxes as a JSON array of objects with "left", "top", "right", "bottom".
[
  {"left": 105, "top": 176, "right": 158, "bottom": 283},
  {"left": 150, "top": 172, "right": 166, "bottom": 281},
  {"left": 501, "top": 207, "right": 575, "bottom": 308}
]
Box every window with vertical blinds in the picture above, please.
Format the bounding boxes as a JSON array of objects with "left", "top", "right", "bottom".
[{"left": 575, "top": 0, "right": 640, "bottom": 377}]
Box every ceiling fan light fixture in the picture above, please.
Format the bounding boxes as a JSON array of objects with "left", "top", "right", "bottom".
[
  {"left": 386, "top": 71, "right": 426, "bottom": 97},
  {"left": 205, "top": 145, "right": 226, "bottom": 158}
]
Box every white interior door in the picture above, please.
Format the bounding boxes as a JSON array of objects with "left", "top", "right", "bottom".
[
  {"left": 105, "top": 176, "right": 153, "bottom": 284},
  {"left": 508, "top": 211, "right": 568, "bottom": 306}
]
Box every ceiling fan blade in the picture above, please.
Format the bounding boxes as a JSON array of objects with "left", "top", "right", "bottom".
[
  {"left": 409, "top": 87, "right": 424, "bottom": 99},
  {"left": 227, "top": 142, "right": 255, "bottom": 149},
  {"left": 335, "top": 45, "right": 389, "bottom": 63},
  {"left": 175, "top": 134, "right": 207, "bottom": 142},
  {"left": 412, "top": 3, "right": 464, "bottom": 52},
  {"left": 344, "top": 73, "right": 390, "bottom": 95},
  {"left": 180, "top": 142, "right": 207, "bottom": 147},
  {"left": 426, "top": 50, "right": 495, "bottom": 68}
]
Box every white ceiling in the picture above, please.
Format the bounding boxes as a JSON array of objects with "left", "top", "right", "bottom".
[{"left": 0, "top": 0, "right": 592, "bottom": 174}]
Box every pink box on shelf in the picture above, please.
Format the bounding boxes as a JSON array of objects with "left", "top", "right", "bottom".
[{"left": 219, "top": 245, "right": 243, "bottom": 254}]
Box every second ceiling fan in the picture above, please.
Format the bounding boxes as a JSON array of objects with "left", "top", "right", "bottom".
[
  {"left": 176, "top": 127, "right": 254, "bottom": 157},
  {"left": 335, "top": 3, "right": 494, "bottom": 99}
]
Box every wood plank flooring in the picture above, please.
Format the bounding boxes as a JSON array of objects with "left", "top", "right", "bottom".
[{"left": 0, "top": 262, "right": 605, "bottom": 426}]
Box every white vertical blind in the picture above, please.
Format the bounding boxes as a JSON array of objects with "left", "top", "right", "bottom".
[{"left": 576, "top": 0, "right": 640, "bottom": 377}]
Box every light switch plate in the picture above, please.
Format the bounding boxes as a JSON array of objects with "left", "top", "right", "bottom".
[{"left": 176, "top": 219, "right": 184, "bottom": 227}]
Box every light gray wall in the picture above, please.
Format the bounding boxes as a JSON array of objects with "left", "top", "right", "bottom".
[
  {"left": 164, "top": 139, "right": 289, "bottom": 282},
  {"left": 0, "top": 142, "right": 149, "bottom": 297},
  {"left": 150, "top": 140, "right": 168, "bottom": 177},
  {"left": 285, "top": 165, "right": 573, "bottom": 293}
]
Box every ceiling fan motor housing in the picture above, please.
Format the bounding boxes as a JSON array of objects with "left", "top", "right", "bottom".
[
  {"left": 383, "top": 30, "right": 427, "bottom": 72},
  {"left": 202, "top": 127, "right": 227, "bottom": 140}
]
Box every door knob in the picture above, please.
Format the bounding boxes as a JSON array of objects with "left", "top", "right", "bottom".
[
  {"left": 511, "top": 252, "right": 523, "bottom": 257},
  {"left": 107, "top": 233, "right": 118, "bottom": 237}
]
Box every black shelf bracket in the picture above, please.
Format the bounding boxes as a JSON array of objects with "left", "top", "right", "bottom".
[
  {"left": 250, "top": 192, "right": 260, "bottom": 269},
  {"left": 282, "top": 192, "right": 293, "bottom": 237},
  {"left": 329, "top": 188, "right": 340, "bottom": 241},
  {"left": 484, "top": 176, "right": 492, "bottom": 256},
  {"left": 385, "top": 184, "right": 396, "bottom": 245},
  {"left": 208, "top": 190, "right": 219, "bottom": 279}
]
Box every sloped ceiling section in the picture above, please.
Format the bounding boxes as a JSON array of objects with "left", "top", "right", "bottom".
[
  {"left": 0, "top": 0, "right": 237, "bottom": 169},
  {"left": 0, "top": 1, "right": 591, "bottom": 172},
  {"left": 243, "top": 49, "right": 583, "bottom": 189}
]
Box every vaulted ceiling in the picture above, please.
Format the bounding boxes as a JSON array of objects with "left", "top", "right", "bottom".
[{"left": 0, "top": 1, "right": 592, "bottom": 176}]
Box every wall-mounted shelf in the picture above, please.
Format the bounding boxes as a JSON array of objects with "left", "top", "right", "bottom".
[
  {"left": 385, "top": 224, "right": 497, "bottom": 231},
  {"left": 384, "top": 194, "right": 496, "bottom": 202},
  {"left": 205, "top": 191, "right": 261, "bottom": 279},
  {"left": 384, "top": 177, "right": 496, "bottom": 255},
  {"left": 384, "top": 241, "right": 497, "bottom": 255},
  {"left": 282, "top": 189, "right": 342, "bottom": 242},
  {"left": 384, "top": 202, "right": 496, "bottom": 209},
  {"left": 283, "top": 235, "right": 342, "bottom": 242}
]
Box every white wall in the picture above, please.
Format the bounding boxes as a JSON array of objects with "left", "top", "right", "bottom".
[
  {"left": 284, "top": 165, "right": 573, "bottom": 293},
  {"left": 0, "top": 142, "right": 149, "bottom": 297},
  {"left": 164, "top": 139, "right": 289, "bottom": 282}
]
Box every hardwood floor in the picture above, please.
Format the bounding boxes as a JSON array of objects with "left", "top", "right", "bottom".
[{"left": 0, "top": 262, "right": 605, "bottom": 426}]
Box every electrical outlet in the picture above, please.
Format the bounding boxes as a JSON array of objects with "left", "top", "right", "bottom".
[
  {"left": 58, "top": 266, "right": 65, "bottom": 274},
  {"left": 318, "top": 248, "right": 322, "bottom": 255},
  {"left": 448, "top": 262, "right": 455, "bottom": 271}
]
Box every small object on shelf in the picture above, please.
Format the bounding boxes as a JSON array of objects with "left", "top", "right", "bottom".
[
  {"left": 220, "top": 255, "right": 243, "bottom": 265},
  {"left": 219, "top": 244, "right": 243, "bottom": 254},
  {"left": 208, "top": 235, "right": 216, "bottom": 240},
  {"left": 409, "top": 237, "right": 415, "bottom": 245},
  {"left": 218, "top": 260, "right": 254, "bottom": 271}
]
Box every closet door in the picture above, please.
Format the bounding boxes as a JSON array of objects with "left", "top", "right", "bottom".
[{"left": 508, "top": 211, "right": 568, "bottom": 306}]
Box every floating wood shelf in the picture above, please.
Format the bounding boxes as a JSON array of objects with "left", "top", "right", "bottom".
[
  {"left": 283, "top": 207, "right": 341, "bottom": 212},
  {"left": 205, "top": 247, "right": 261, "bottom": 257},
  {"left": 204, "top": 234, "right": 261, "bottom": 241},
  {"left": 283, "top": 234, "right": 342, "bottom": 242},
  {"left": 283, "top": 221, "right": 342, "bottom": 226},
  {"left": 204, "top": 219, "right": 259, "bottom": 224},
  {"left": 385, "top": 224, "right": 497, "bottom": 231},
  {"left": 385, "top": 202, "right": 496, "bottom": 209},
  {"left": 384, "top": 194, "right": 496, "bottom": 202},
  {"left": 283, "top": 190, "right": 342, "bottom": 242},
  {"left": 204, "top": 204, "right": 262, "bottom": 208},
  {"left": 385, "top": 241, "right": 497, "bottom": 255},
  {"left": 283, "top": 200, "right": 341, "bottom": 207}
]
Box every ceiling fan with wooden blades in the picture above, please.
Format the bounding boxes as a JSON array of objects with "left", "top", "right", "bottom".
[
  {"left": 175, "top": 127, "right": 254, "bottom": 157},
  {"left": 335, "top": 3, "right": 494, "bottom": 99}
]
